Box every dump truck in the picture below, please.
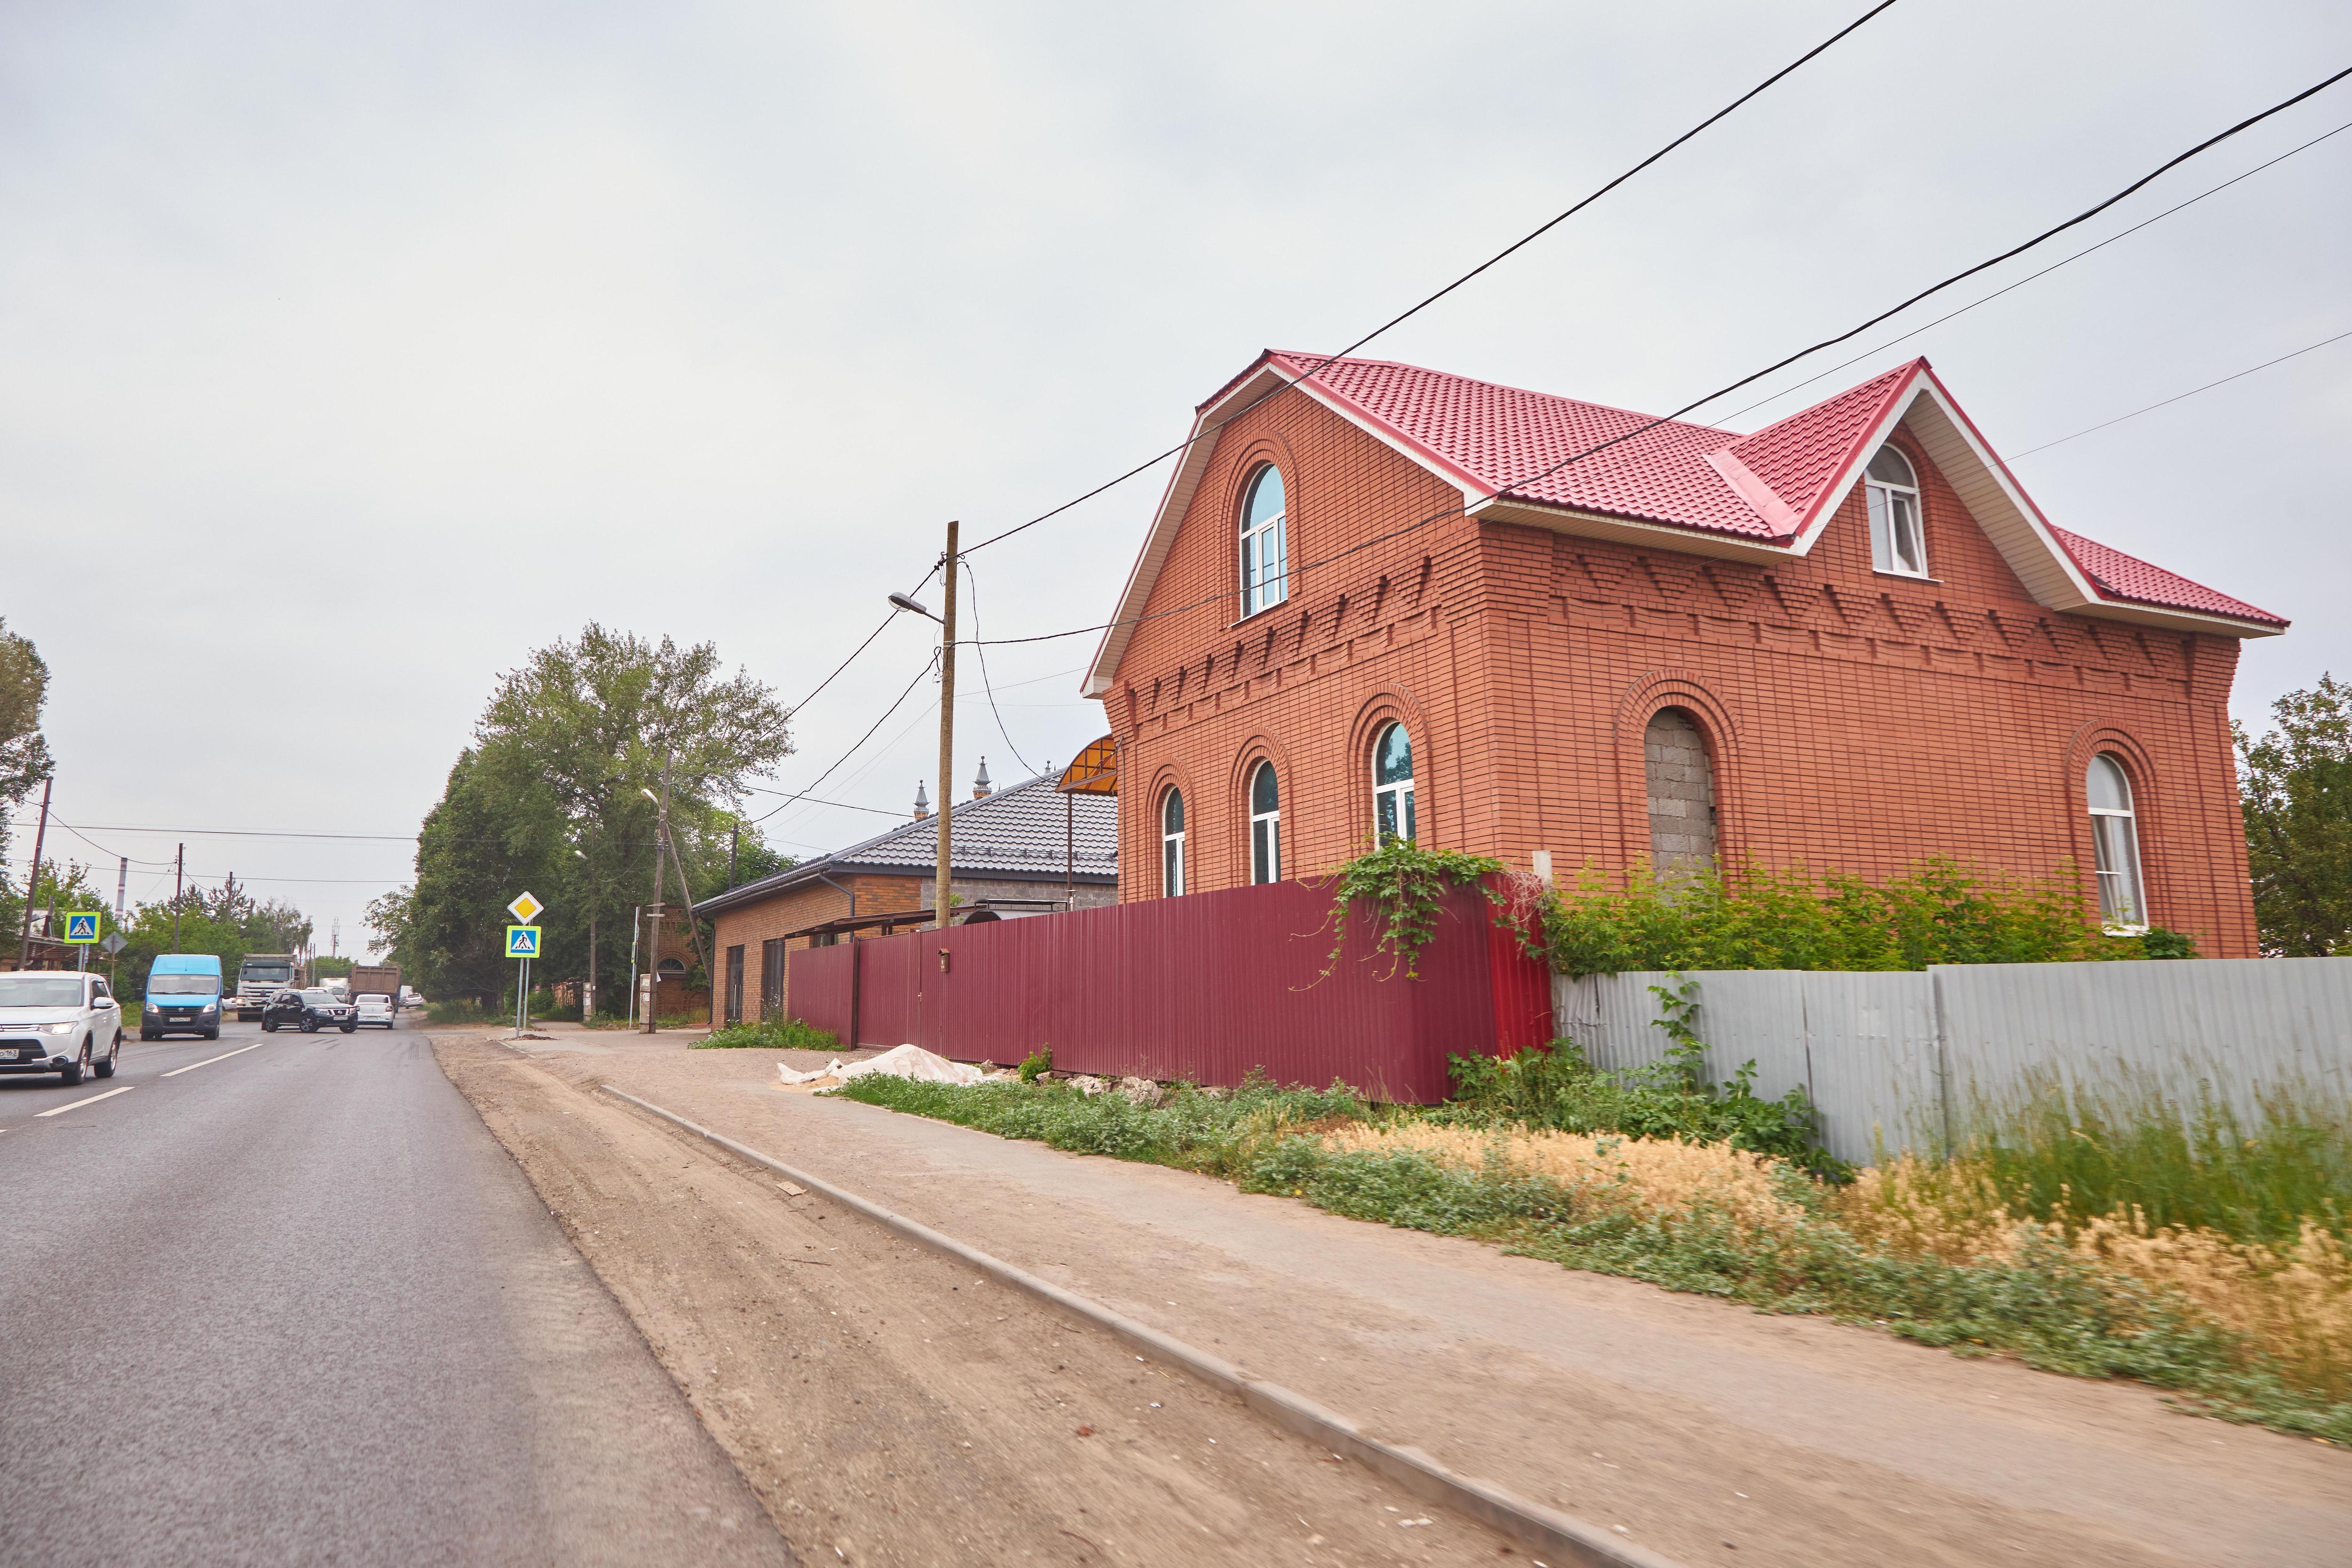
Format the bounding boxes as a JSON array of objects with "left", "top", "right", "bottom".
[
  {"left": 348, "top": 964, "right": 402, "bottom": 1013},
  {"left": 231, "top": 952, "right": 302, "bottom": 1021}
]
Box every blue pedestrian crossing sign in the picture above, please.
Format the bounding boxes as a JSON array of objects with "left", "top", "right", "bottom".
[
  {"left": 65, "top": 912, "right": 101, "bottom": 943},
  {"left": 505, "top": 924, "right": 542, "bottom": 958}
]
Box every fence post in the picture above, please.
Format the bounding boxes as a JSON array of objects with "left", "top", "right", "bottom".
[
  {"left": 849, "top": 938, "right": 864, "bottom": 1049},
  {"left": 1931, "top": 966, "right": 1955, "bottom": 1157}
]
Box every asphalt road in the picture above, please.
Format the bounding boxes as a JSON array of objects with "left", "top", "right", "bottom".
[{"left": 0, "top": 1018, "right": 796, "bottom": 1568}]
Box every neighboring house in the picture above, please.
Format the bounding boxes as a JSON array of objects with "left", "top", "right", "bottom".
[
  {"left": 695, "top": 765, "right": 1118, "bottom": 1026},
  {"left": 1085, "top": 352, "right": 2286, "bottom": 955}
]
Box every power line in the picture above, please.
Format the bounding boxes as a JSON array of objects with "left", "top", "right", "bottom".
[
  {"left": 2008, "top": 328, "right": 2352, "bottom": 458},
  {"left": 61, "top": 823, "right": 421, "bottom": 842},
  {"left": 957, "top": 0, "right": 1904, "bottom": 557},
  {"left": 964, "top": 65, "right": 2352, "bottom": 653},
  {"left": 958, "top": 559, "right": 1036, "bottom": 776},
  {"left": 749, "top": 650, "right": 940, "bottom": 824},
  {"left": 1720, "top": 116, "right": 2352, "bottom": 423}
]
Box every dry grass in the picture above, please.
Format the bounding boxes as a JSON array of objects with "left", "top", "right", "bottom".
[
  {"left": 1337, "top": 1126, "right": 2352, "bottom": 1403},
  {"left": 1320, "top": 1121, "right": 1802, "bottom": 1233},
  {"left": 1834, "top": 1153, "right": 2352, "bottom": 1401}
]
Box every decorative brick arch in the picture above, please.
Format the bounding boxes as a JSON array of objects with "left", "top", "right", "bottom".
[
  {"left": 1218, "top": 434, "right": 1306, "bottom": 615},
  {"left": 1344, "top": 687, "right": 1438, "bottom": 852},
  {"left": 1612, "top": 672, "right": 1743, "bottom": 875},
  {"left": 2061, "top": 723, "right": 2164, "bottom": 927},
  {"left": 1225, "top": 732, "right": 1296, "bottom": 883},
  {"left": 1142, "top": 758, "right": 1200, "bottom": 900}
]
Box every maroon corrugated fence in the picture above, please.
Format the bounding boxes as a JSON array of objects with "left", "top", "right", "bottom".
[{"left": 786, "top": 878, "right": 1552, "bottom": 1103}]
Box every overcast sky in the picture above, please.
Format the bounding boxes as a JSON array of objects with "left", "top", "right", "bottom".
[{"left": 5, "top": 0, "right": 2347, "bottom": 959}]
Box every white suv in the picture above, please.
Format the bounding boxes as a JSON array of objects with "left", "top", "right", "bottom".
[{"left": 0, "top": 971, "right": 124, "bottom": 1084}]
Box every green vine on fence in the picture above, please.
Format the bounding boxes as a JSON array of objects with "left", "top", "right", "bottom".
[{"left": 1323, "top": 837, "right": 1504, "bottom": 979}]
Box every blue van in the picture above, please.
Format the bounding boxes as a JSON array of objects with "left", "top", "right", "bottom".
[{"left": 144, "top": 954, "right": 224, "bottom": 1041}]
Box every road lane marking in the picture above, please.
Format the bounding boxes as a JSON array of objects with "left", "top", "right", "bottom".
[
  {"left": 160, "top": 1042, "right": 266, "bottom": 1077},
  {"left": 36, "top": 1086, "right": 135, "bottom": 1117}
]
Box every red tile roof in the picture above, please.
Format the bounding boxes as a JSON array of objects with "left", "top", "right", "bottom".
[
  {"left": 2049, "top": 526, "right": 2286, "bottom": 627},
  {"left": 1253, "top": 350, "right": 2281, "bottom": 629}
]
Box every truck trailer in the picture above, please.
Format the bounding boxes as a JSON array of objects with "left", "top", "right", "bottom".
[{"left": 348, "top": 964, "right": 402, "bottom": 1013}]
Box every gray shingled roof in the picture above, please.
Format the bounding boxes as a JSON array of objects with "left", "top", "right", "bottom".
[{"left": 695, "top": 771, "right": 1117, "bottom": 916}]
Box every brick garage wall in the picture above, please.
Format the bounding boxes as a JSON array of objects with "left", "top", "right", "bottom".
[
  {"left": 1106, "top": 395, "right": 2261, "bottom": 957},
  {"left": 707, "top": 873, "right": 923, "bottom": 1024}
]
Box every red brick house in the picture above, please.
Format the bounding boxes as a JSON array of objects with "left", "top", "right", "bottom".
[
  {"left": 1084, "top": 352, "right": 2286, "bottom": 955},
  {"left": 696, "top": 766, "right": 1118, "bottom": 1026}
]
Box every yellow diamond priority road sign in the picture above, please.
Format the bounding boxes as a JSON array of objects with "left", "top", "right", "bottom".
[{"left": 506, "top": 891, "right": 544, "bottom": 923}]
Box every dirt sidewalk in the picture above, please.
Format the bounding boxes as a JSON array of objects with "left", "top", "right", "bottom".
[
  {"left": 445, "top": 1037, "right": 2352, "bottom": 1567},
  {"left": 438, "top": 1036, "right": 1534, "bottom": 1568}
]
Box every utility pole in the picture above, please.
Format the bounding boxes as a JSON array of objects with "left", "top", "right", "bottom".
[
  {"left": 654, "top": 759, "right": 709, "bottom": 1019},
  {"left": 728, "top": 824, "right": 739, "bottom": 890},
  {"left": 172, "top": 843, "right": 184, "bottom": 952},
  {"left": 14, "top": 776, "right": 51, "bottom": 970},
  {"left": 644, "top": 792, "right": 664, "bottom": 1033},
  {"left": 627, "top": 905, "right": 641, "bottom": 1026},
  {"left": 934, "top": 519, "right": 959, "bottom": 931},
  {"left": 114, "top": 855, "right": 127, "bottom": 928}
]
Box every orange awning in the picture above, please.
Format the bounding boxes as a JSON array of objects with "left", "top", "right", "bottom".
[{"left": 1057, "top": 735, "right": 1118, "bottom": 795}]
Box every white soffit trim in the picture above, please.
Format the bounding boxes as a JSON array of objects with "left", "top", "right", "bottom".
[
  {"left": 1471, "top": 497, "right": 1804, "bottom": 563},
  {"left": 1893, "top": 379, "right": 2102, "bottom": 612},
  {"left": 1085, "top": 358, "right": 1481, "bottom": 697},
  {"left": 1083, "top": 381, "right": 1252, "bottom": 698}
]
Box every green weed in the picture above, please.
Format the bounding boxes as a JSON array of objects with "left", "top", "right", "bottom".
[{"left": 695, "top": 1017, "right": 841, "bottom": 1051}]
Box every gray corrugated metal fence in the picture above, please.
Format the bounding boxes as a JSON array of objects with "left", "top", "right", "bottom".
[{"left": 1554, "top": 958, "right": 2352, "bottom": 1167}]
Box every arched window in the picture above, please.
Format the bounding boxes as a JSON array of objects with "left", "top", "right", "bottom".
[
  {"left": 1248, "top": 762, "right": 1281, "bottom": 884},
  {"left": 2087, "top": 754, "right": 2146, "bottom": 929},
  {"left": 1644, "top": 708, "right": 1717, "bottom": 878},
  {"left": 1238, "top": 464, "right": 1288, "bottom": 619},
  {"left": 1864, "top": 445, "right": 1928, "bottom": 578},
  {"left": 1372, "top": 723, "right": 1415, "bottom": 844},
  {"left": 1160, "top": 788, "right": 1186, "bottom": 898}
]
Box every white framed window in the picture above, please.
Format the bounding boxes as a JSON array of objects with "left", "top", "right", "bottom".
[
  {"left": 1160, "top": 788, "right": 1186, "bottom": 897},
  {"left": 2086, "top": 754, "right": 2147, "bottom": 930},
  {"left": 1372, "top": 723, "right": 1415, "bottom": 844},
  {"left": 1248, "top": 762, "right": 1281, "bottom": 884},
  {"left": 1238, "top": 463, "right": 1288, "bottom": 619},
  {"left": 1863, "top": 445, "right": 1928, "bottom": 578}
]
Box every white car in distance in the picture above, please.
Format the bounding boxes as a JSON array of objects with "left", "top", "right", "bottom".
[
  {"left": 354, "top": 993, "right": 395, "bottom": 1029},
  {"left": 0, "top": 971, "right": 124, "bottom": 1084}
]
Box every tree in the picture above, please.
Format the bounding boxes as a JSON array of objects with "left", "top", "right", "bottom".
[
  {"left": 380, "top": 748, "right": 564, "bottom": 1007},
  {"left": 394, "top": 624, "right": 795, "bottom": 1014},
  {"left": 2236, "top": 674, "right": 2352, "bottom": 956},
  {"left": 0, "top": 615, "right": 53, "bottom": 869}
]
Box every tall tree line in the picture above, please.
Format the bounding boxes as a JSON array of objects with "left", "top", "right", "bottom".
[{"left": 369, "top": 624, "right": 794, "bottom": 1009}]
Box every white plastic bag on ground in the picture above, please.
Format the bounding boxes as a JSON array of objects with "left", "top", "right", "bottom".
[{"left": 776, "top": 1044, "right": 986, "bottom": 1090}]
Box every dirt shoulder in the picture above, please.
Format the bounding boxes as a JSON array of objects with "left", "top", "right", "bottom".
[
  {"left": 436, "top": 1036, "right": 1530, "bottom": 1568},
  {"left": 461, "top": 1037, "right": 2352, "bottom": 1568}
]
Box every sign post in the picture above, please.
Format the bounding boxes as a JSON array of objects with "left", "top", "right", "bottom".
[
  {"left": 505, "top": 893, "right": 544, "bottom": 1035},
  {"left": 66, "top": 911, "right": 100, "bottom": 971}
]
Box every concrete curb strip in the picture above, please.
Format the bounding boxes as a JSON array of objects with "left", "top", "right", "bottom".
[{"left": 600, "top": 1084, "right": 1683, "bottom": 1568}]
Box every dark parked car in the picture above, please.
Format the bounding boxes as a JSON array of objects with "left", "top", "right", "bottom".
[{"left": 262, "top": 988, "right": 358, "bottom": 1034}]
